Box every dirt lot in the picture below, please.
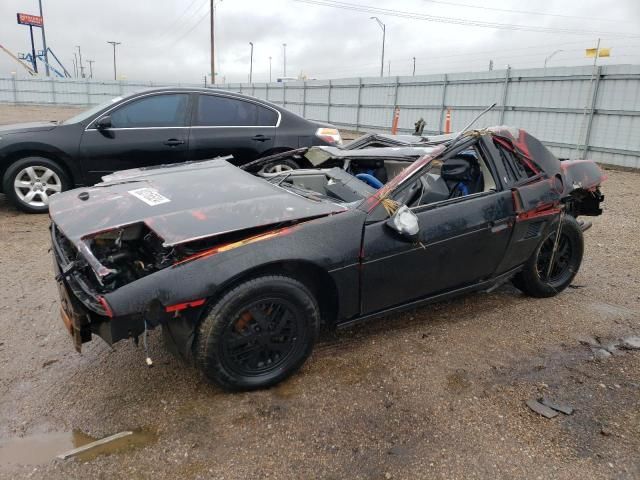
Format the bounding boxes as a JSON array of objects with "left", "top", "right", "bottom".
[{"left": 0, "top": 104, "right": 639, "bottom": 479}]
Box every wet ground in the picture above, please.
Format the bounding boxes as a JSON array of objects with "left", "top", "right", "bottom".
[{"left": 0, "top": 105, "right": 639, "bottom": 479}]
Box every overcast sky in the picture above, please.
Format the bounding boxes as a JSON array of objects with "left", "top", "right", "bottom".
[{"left": 1, "top": 0, "right": 639, "bottom": 83}]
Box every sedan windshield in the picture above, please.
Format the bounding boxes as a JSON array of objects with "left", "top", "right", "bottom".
[{"left": 62, "top": 97, "right": 123, "bottom": 125}]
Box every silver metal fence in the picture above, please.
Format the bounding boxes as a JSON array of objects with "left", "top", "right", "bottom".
[{"left": 1, "top": 64, "right": 639, "bottom": 168}]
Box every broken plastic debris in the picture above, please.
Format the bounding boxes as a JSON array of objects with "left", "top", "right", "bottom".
[
  {"left": 621, "top": 336, "right": 640, "bottom": 350},
  {"left": 541, "top": 398, "right": 574, "bottom": 415},
  {"left": 526, "top": 399, "right": 558, "bottom": 419},
  {"left": 56, "top": 431, "right": 133, "bottom": 460}
]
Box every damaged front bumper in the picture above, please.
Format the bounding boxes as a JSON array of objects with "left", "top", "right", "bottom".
[
  {"left": 51, "top": 223, "right": 204, "bottom": 357},
  {"left": 51, "top": 223, "right": 144, "bottom": 351}
]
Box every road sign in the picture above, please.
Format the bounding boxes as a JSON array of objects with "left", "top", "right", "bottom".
[{"left": 17, "top": 13, "right": 43, "bottom": 27}]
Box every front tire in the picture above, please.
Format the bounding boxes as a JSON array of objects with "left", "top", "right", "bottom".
[
  {"left": 513, "top": 214, "right": 584, "bottom": 298},
  {"left": 194, "top": 276, "right": 320, "bottom": 391},
  {"left": 2, "top": 157, "right": 70, "bottom": 213}
]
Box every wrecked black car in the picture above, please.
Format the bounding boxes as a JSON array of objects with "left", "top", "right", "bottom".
[{"left": 50, "top": 126, "right": 605, "bottom": 391}]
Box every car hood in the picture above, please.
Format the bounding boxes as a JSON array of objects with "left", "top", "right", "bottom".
[
  {"left": 0, "top": 121, "right": 58, "bottom": 135},
  {"left": 49, "top": 159, "right": 347, "bottom": 247}
]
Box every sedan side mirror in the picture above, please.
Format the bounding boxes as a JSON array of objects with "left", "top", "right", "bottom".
[
  {"left": 95, "top": 115, "right": 112, "bottom": 130},
  {"left": 385, "top": 205, "right": 420, "bottom": 242}
]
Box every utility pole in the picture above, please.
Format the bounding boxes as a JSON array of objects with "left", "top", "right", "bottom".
[
  {"left": 370, "top": 17, "right": 386, "bottom": 78},
  {"left": 87, "top": 59, "right": 94, "bottom": 79},
  {"left": 283, "top": 43, "right": 287, "bottom": 77},
  {"left": 38, "top": 0, "right": 49, "bottom": 76},
  {"left": 209, "top": 0, "right": 223, "bottom": 82},
  {"left": 107, "top": 41, "right": 121, "bottom": 80},
  {"left": 76, "top": 46, "right": 85, "bottom": 78},
  {"left": 388, "top": 60, "right": 391, "bottom": 77},
  {"left": 269, "top": 56, "right": 272, "bottom": 82},
  {"left": 249, "top": 42, "right": 254, "bottom": 83},
  {"left": 412, "top": 56, "right": 416, "bottom": 76},
  {"left": 488, "top": 59, "right": 494, "bottom": 71},
  {"left": 73, "top": 52, "right": 78, "bottom": 78}
]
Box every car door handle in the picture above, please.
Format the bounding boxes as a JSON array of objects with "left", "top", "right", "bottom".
[
  {"left": 489, "top": 218, "right": 511, "bottom": 233},
  {"left": 163, "top": 139, "right": 185, "bottom": 147},
  {"left": 252, "top": 135, "right": 271, "bottom": 142}
]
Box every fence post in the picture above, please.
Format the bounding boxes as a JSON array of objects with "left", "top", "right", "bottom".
[
  {"left": 302, "top": 81, "right": 307, "bottom": 118},
  {"left": 355, "top": 78, "right": 363, "bottom": 132},
  {"left": 11, "top": 75, "right": 18, "bottom": 104},
  {"left": 327, "top": 80, "right": 332, "bottom": 122},
  {"left": 582, "top": 65, "right": 602, "bottom": 158},
  {"left": 438, "top": 74, "right": 448, "bottom": 133},
  {"left": 499, "top": 66, "right": 511, "bottom": 125},
  {"left": 50, "top": 78, "right": 56, "bottom": 104}
]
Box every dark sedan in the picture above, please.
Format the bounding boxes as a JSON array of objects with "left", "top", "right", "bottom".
[
  {"left": 0, "top": 87, "right": 341, "bottom": 212},
  {"left": 49, "top": 126, "right": 605, "bottom": 391}
]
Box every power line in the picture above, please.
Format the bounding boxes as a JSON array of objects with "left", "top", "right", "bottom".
[
  {"left": 292, "top": 0, "right": 640, "bottom": 38},
  {"left": 158, "top": 0, "right": 207, "bottom": 40},
  {"left": 159, "top": 1, "right": 210, "bottom": 45},
  {"left": 420, "top": 0, "right": 628, "bottom": 24}
]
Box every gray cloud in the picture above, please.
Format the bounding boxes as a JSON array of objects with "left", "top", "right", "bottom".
[{"left": 0, "top": 0, "right": 638, "bottom": 83}]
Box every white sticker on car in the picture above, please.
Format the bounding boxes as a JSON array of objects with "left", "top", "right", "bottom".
[{"left": 128, "top": 187, "right": 170, "bottom": 206}]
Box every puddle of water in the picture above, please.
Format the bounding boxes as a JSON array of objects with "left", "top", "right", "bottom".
[{"left": 0, "top": 429, "right": 156, "bottom": 470}]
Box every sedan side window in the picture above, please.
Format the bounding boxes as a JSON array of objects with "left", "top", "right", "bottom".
[
  {"left": 196, "top": 95, "right": 260, "bottom": 126},
  {"left": 195, "top": 95, "right": 278, "bottom": 127},
  {"left": 108, "top": 94, "right": 189, "bottom": 128}
]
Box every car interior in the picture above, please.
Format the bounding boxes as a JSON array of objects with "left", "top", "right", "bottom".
[{"left": 258, "top": 144, "right": 497, "bottom": 208}]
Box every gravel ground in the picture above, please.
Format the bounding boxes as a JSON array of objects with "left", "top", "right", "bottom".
[{"left": 0, "top": 104, "right": 639, "bottom": 479}]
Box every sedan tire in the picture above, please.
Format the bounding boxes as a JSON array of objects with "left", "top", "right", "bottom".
[
  {"left": 2, "top": 157, "right": 70, "bottom": 213},
  {"left": 194, "top": 275, "right": 320, "bottom": 391},
  {"left": 513, "top": 214, "right": 584, "bottom": 298}
]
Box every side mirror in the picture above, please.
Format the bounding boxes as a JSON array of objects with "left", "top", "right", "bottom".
[
  {"left": 95, "top": 115, "right": 112, "bottom": 130},
  {"left": 385, "top": 205, "right": 420, "bottom": 242}
]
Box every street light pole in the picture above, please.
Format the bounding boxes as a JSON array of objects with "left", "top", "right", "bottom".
[
  {"left": 87, "top": 60, "right": 94, "bottom": 79},
  {"left": 283, "top": 43, "right": 287, "bottom": 77},
  {"left": 107, "top": 41, "right": 121, "bottom": 80},
  {"left": 544, "top": 49, "right": 563, "bottom": 70},
  {"left": 412, "top": 56, "right": 416, "bottom": 76},
  {"left": 38, "top": 0, "right": 49, "bottom": 76},
  {"left": 249, "top": 42, "right": 254, "bottom": 83},
  {"left": 269, "top": 56, "right": 272, "bottom": 82},
  {"left": 370, "top": 16, "right": 386, "bottom": 78}
]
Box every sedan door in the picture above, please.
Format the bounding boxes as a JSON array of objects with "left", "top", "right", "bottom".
[
  {"left": 188, "top": 93, "right": 277, "bottom": 165},
  {"left": 78, "top": 93, "right": 191, "bottom": 185}
]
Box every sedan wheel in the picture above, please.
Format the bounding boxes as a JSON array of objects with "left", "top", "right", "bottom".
[
  {"left": 2, "top": 157, "right": 70, "bottom": 213},
  {"left": 13, "top": 166, "right": 62, "bottom": 208}
]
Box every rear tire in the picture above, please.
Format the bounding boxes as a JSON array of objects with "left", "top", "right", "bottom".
[
  {"left": 2, "top": 157, "right": 70, "bottom": 213},
  {"left": 260, "top": 157, "right": 300, "bottom": 174},
  {"left": 194, "top": 275, "right": 320, "bottom": 391},
  {"left": 512, "top": 215, "right": 584, "bottom": 298}
]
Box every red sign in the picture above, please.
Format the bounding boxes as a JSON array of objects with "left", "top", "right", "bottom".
[{"left": 17, "top": 13, "right": 43, "bottom": 27}]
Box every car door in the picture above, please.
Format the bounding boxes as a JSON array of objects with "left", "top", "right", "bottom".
[
  {"left": 78, "top": 92, "right": 191, "bottom": 185},
  {"left": 360, "top": 143, "right": 515, "bottom": 314},
  {"left": 188, "top": 93, "right": 277, "bottom": 165}
]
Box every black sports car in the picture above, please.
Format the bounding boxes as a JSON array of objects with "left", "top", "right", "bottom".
[
  {"left": 0, "top": 87, "right": 341, "bottom": 213},
  {"left": 49, "top": 126, "right": 605, "bottom": 391}
]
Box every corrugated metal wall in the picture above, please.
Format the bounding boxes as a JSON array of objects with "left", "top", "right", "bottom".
[{"left": 1, "top": 64, "right": 639, "bottom": 168}]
